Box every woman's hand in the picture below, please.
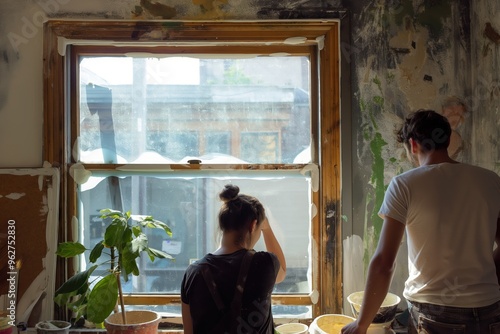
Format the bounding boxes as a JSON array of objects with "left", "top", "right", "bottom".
[{"left": 261, "top": 216, "right": 271, "bottom": 230}]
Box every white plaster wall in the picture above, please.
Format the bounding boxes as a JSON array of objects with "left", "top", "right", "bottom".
[{"left": 0, "top": 3, "right": 45, "bottom": 167}]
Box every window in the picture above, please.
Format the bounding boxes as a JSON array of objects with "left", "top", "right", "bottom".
[{"left": 44, "top": 20, "right": 341, "bottom": 321}]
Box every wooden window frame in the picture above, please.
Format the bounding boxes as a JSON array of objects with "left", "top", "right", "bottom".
[{"left": 43, "top": 19, "right": 342, "bottom": 319}]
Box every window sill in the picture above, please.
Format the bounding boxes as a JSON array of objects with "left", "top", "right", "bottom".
[{"left": 26, "top": 329, "right": 184, "bottom": 334}]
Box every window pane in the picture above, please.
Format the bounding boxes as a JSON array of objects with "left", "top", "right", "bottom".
[
  {"left": 78, "top": 56, "right": 311, "bottom": 164},
  {"left": 78, "top": 174, "right": 312, "bottom": 297}
]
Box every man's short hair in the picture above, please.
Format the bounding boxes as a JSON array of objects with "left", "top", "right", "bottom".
[{"left": 396, "top": 109, "right": 451, "bottom": 152}]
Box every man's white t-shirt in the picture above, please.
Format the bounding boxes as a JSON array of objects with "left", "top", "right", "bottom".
[{"left": 379, "top": 162, "right": 500, "bottom": 307}]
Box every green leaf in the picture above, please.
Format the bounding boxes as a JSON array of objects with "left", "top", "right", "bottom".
[
  {"left": 89, "top": 241, "right": 104, "bottom": 263},
  {"left": 104, "top": 221, "right": 126, "bottom": 248},
  {"left": 147, "top": 247, "right": 174, "bottom": 261},
  {"left": 100, "top": 208, "right": 126, "bottom": 220},
  {"left": 131, "top": 233, "right": 148, "bottom": 253},
  {"left": 56, "top": 242, "right": 86, "bottom": 257},
  {"left": 139, "top": 217, "right": 173, "bottom": 237},
  {"left": 132, "top": 225, "right": 142, "bottom": 237},
  {"left": 121, "top": 245, "right": 139, "bottom": 277},
  {"left": 87, "top": 273, "right": 118, "bottom": 324},
  {"left": 55, "top": 265, "right": 98, "bottom": 296},
  {"left": 54, "top": 290, "right": 77, "bottom": 307}
]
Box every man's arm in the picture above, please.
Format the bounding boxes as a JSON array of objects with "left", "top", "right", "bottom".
[
  {"left": 494, "top": 218, "right": 500, "bottom": 285},
  {"left": 342, "top": 216, "right": 405, "bottom": 334}
]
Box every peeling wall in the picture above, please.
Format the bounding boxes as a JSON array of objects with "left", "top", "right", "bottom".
[
  {"left": 0, "top": 0, "right": 498, "bottom": 316},
  {"left": 346, "top": 0, "right": 499, "bottom": 312}
]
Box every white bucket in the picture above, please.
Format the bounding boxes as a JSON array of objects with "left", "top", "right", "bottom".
[
  {"left": 276, "top": 322, "right": 309, "bottom": 334},
  {"left": 35, "top": 321, "right": 71, "bottom": 334}
]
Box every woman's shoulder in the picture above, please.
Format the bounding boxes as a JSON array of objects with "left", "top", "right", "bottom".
[{"left": 252, "top": 250, "right": 280, "bottom": 268}]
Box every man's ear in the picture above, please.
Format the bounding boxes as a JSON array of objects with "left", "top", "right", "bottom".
[{"left": 409, "top": 138, "right": 419, "bottom": 154}]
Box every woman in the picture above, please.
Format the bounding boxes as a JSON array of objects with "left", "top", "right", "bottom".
[{"left": 181, "top": 184, "right": 286, "bottom": 334}]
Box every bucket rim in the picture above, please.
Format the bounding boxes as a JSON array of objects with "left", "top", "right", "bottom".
[
  {"left": 35, "top": 321, "right": 71, "bottom": 331},
  {"left": 104, "top": 310, "right": 161, "bottom": 327}
]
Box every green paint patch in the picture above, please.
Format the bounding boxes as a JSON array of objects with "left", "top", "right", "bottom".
[
  {"left": 394, "top": 0, "right": 415, "bottom": 27},
  {"left": 161, "top": 22, "right": 184, "bottom": 29},
  {"left": 386, "top": 72, "right": 395, "bottom": 83},
  {"left": 392, "top": 0, "right": 451, "bottom": 39},
  {"left": 417, "top": 0, "right": 452, "bottom": 38},
  {"left": 373, "top": 96, "right": 384, "bottom": 107},
  {"left": 369, "top": 132, "right": 387, "bottom": 238}
]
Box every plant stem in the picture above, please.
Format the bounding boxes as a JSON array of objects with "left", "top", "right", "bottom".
[{"left": 116, "top": 272, "right": 127, "bottom": 324}]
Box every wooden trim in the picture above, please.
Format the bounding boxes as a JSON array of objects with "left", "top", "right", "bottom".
[
  {"left": 70, "top": 163, "right": 312, "bottom": 171},
  {"left": 319, "top": 23, "right": 342, "bottom": 314},
  {"left": 45, "top": 20, "right": 338, "bottom": 45},
  {"left": 123, "top": 294, "right": 312, "bottom": 306},
  {"left": 71, "top": 44, "right": 314, "bottom": 56}
]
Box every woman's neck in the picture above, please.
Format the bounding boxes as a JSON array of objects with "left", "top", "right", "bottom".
[{"left": 213, "top": 231, "right": 248, "bottom": 255}]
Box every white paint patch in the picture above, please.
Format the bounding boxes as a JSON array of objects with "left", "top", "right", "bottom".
[
  {"left": 70, "top": 163, "right": 92, "bottom": 184},
  {"left": 72, "top": 215, "right": 79, "bottom": 244},
  {"left": 16, "top": 273, "right": 48, "bottom": 324},
  {"left": 316, "top": 35, "right": 325, "bottom": 50},
  {"left": 5, "top": 192, "right": 25, "bottom": 200},
  {"left": 269, "top": 52, "right": 291, "bottom": 57},
  {"left": 72, "top": 137, "right": 80, "bottom": 162},
  {"left": 300, "top": 164, "right": 319, "bottom": 192},
  {"left": 342, "top": 234, "right": 366, "bottom": 316},
  {"left": 310, "top": 289, "right": 320, "bottom": 304},
  {"left": 40, "top": 194, "right": 49, "bottom": 216},
  {"left": 311, "top": 203, "right": 318, "bottom": 218},
  {"left": 58, "top": 36, "right": 68, "bottom": 56},
  {"left": 284, "top": 37, "right": 307, "bottom": 45}
]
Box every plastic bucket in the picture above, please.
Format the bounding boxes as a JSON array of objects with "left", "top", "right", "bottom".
[
  {"left": 347, "top": 291, "right": 400, "bottom": 324},
  {"left": 35, "top": 321, "right": 71, "bottom": 334},
  {"left": 275, "top": 322, "right": 308, "bottom": 334}
]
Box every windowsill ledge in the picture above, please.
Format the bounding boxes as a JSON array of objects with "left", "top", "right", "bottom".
[{"left": 26, "top": 329, "right": 184, "bottom": 334}]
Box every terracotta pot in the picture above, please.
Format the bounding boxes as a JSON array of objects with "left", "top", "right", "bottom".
[{"left": 104, "top": 311, "right": 160, "bottom": 334}]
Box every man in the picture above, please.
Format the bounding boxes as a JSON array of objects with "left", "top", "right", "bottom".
[{"left": 342, "top": 109, "right": 500, "bottom": 333}]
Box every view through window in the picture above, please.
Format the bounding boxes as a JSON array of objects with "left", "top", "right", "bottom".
[{"left": 77, "top": 54, "right": 313, "bottom": 317}]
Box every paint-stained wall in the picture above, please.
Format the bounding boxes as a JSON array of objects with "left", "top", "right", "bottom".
[{"left": 0, "top": 0, "right": 498, "bottom": 315}]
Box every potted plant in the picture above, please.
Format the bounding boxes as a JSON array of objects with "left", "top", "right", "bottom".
[{"left": 54, "top": 208, "right": 173, "bottom": 330}]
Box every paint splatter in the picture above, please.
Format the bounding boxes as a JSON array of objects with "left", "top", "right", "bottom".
[
  {"left": 192, "top": 0, "right": 228, "bottom": 13},
  {"left": 5, "top": 192, "right": 26, "bottom": 200},
  {"left": 484, "top": 22, "right": 500, "bottom": 44},
  {"left": 369, "top": 132, "right": 387, "bottom": 238},
  {"left": 140, "top": 0, "right": 176, "bottom": 19}
]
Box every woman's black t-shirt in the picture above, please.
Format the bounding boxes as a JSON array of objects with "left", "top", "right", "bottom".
[{"left": 181, "top": 249, "right": 280, "bottom": 333}]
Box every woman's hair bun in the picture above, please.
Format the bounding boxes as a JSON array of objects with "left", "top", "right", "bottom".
[{"left": 219, "top": 184, "right": 239, "bottom": 203}]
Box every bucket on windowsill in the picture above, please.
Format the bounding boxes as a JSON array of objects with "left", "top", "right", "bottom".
[{"left": 35, "top": 321, "right": 71, "bottom": 334}]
